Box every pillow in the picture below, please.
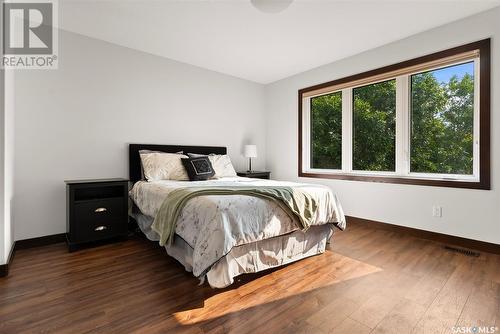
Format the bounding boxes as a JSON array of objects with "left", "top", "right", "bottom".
[
  {"left": 139, "top": 150, "right": 183, "bottom": 180},
  {"left": 186, "top": 153, "right": 209, "bottom": 158},
  {"left": 140, "top": 152, "right": 189, "bottom": 181},
  {"left": 210, "top": 154, "right": 237, "bottom": 178},
  {"left": 181, "top": 156, "right": 215, "bottom": 181},
  {"left": 201, "top": 154, "right": 236, "bottom": 179},
  {"left": 187, "top": 153, "right": 237, "bottom": 178}
]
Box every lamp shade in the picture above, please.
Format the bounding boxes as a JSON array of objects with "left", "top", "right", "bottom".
[{"left": 244, "top": 145, "right": 258, "bottom": 158}]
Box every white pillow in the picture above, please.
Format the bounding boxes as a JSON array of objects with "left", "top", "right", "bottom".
[
  {"left": 140, "top": 152, "right": 189, "bottom": 181},
  {"left": 209, "top": 154, "right": 237, "bottom": 178},
  {"left": 139, "top": 150, "right": 183, "bottom": 180}
]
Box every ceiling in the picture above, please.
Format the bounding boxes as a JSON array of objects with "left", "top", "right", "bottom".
[{"left": 59, "top": 0, "right": 500, "bottom": 84}]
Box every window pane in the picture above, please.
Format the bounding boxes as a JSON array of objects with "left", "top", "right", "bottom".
[
  {"left": 353, "top": 80, "right": 396, "bottom": 172},
  {"left": 310, "top": 91, "right": 342, "bottom": 169},
  {"left": 410, "top": 62, "right": 474, "bottom": 175}
]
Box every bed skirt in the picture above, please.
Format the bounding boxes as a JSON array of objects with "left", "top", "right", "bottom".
[{"left": 135, "top": 213, "right": 334, "bottom": 288}]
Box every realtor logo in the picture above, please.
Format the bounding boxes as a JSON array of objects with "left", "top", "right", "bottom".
[{"left": 2, "top": 0, "right": 58, "bottom": 69}]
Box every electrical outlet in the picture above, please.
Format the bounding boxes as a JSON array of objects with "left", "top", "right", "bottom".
[{"left": 432, "top": 206, "right": 442, "bottom": 218}]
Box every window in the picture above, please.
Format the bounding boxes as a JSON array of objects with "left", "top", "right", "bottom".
[
  {"left": 310, "top": 91, "right": 342, "bottom": 170},
  {"left": 410, "top": 62, "right": 475, "bottom": 175},
  {"left": 299, "top": 39, "right": 490, "bottom": 189},
  {"left": 353, "top": 80, "right": 396, "bottom": 172}
]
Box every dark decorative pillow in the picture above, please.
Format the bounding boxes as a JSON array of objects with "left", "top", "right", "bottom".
[
  {"left": 187, "top": 153, "right": 214, "bottom": 158},
  {"left": 181, "top": 156, "right": 215, "bottom": 181}
]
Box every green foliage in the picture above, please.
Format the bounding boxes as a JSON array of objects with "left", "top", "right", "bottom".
[
  {"left": 310, "top": 66, "right": 474, "bottom": 175},
  {"left": 411, "top": 72, "right": 474, "bottom": 174},
  {"left": 311, "top": 91, "right": 342, "bottom": 169},
  {"left": 353, "top": 80, "right": 396, "bottom": 171}
]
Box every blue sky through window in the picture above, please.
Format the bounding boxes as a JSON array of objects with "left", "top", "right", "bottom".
[{"left": 430, "top": 61, "right": 474, "bottom": 84}]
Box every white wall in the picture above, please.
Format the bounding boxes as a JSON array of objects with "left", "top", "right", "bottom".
[
  {"left": 0, "top": 68, "right": 15, "bottom": 264},
  {"left": 0, "top": 69, "right": 5, "bottom": 264},
  {"left": 266, "top": 7, "right": 499, "bottom": 244},
  {"left": 1, "top": 0, "right": 16, "bottom": 262},
  {"left": 4, "top": 70, "right": 14, "bottom": 261},
  {"left": 14, "top": 30, "right": 266, "bottom": 240}
]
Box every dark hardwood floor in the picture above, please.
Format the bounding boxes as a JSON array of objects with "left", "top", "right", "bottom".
[{"left": 1, "top": 222, "right": 499, "bottom": 333}]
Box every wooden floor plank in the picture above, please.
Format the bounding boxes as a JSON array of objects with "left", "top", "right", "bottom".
[
  {"left": 349, "top": 291, "right": 402, "bottom": 329},
  {"left": 372, "top": 298, "right": 427, "bottom": 334},
  {"left": 330, "top": 317, "right": 371, "bottom": 334}
]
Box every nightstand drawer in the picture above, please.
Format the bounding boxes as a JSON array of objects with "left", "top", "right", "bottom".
[
  {"left": 73, "top": 198, "right": 126, "bottom": 242},
  {"left": 73, "top": 198, "right": 125, "bottom": 225},
  {"left": 74, "top": 216, "right": 125, "bottom": 243}
]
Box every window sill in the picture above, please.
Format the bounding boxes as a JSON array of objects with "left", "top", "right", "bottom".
[{"left": 298, "top": 171, "right": 490, "bottom": 190}]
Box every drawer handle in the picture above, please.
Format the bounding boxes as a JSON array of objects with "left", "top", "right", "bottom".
[
  {"left": 94, "top": 225, "right": 107, "bottom": 232},
  {"left": 94, "top": 207, "right": 107, "bottom": 213}
]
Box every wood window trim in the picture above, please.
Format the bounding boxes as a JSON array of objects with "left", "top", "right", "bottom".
[{"left": 298, "top": 39, "right": 491, "bottom": 190}]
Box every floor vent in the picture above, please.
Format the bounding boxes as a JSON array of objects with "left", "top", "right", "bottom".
[{"left": 444, "top": 245, "right": 480, "bottom": 257}]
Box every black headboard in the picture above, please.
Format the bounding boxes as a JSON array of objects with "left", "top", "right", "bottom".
[{"left": 129, "top": 144, "right": 227, "bottom": 183}]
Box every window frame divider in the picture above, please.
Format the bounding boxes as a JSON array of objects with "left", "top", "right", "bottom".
[
  {"left": 341, "top": 88, "right": 352, "bottom": 173},
  {"left": 395, "top": 76, "right": 406, "bottom": 176}
]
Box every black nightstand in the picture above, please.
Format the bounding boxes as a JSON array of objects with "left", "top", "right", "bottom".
[
  {"left": 65, "top": 178, "right": 129, "bottom": 251},
  {"left": 236, "top": 171, "right": 271, "bottom": 179}
]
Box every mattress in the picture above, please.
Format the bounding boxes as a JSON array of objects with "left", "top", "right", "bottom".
[{"left": 135, "top": 213, "right": 334, "bottom": 288}]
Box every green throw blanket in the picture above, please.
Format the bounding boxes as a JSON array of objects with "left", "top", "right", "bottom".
[{"left": 151, "top": 186, "right": 318, "bottom": 246}]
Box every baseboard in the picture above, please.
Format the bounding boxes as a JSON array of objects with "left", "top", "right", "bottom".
[
  {"left": 0, "top": 233, "right": 66, "bottom": 277},
  {"left": 0, "top": 241, "right": 17, "bottom": 278},
  {"left": 346, "top": 216, "right": 500, "bottom": 255},
  {"left": 14, "top": 233, "right": 66, "bottom": 250}
]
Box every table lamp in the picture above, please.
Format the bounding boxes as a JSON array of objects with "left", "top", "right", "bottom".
[{"left": 244, "top": 145, "right": 257, "bottom": 172}]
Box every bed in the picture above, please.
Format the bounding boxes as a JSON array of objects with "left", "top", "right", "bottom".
[{"left": 129, "top": 144, "right": 345, "bottom": 288}]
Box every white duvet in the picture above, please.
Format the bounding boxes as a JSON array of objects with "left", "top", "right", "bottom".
[{"left": 129, "top": 177, "right": 345, "bottom": 277}]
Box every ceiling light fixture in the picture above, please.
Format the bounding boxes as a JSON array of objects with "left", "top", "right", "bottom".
[{"left": 251, "top": 0, "right": 293, "bottom": 13}]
